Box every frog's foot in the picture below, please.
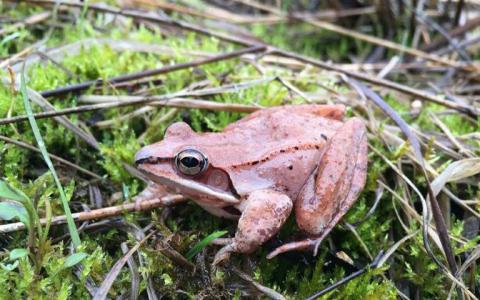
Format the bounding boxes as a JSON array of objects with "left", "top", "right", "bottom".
[
  {"left": 269, "top": 118, "right": 368, "bottom": 259},
  {"left": 212, "top": 189, "right": 292, "bottom": 265}
]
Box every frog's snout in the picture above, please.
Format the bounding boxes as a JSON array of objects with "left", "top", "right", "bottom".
[
  {"left": 135, "top": 145, "right": 173, "bottom": 166},
  {"left": 135, "top": 147, "right": 154, "bottom": 165}
]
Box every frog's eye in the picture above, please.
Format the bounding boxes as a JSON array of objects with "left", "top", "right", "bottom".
[{"left": 174, "top": 149, "right": 208, "bottom": 176}]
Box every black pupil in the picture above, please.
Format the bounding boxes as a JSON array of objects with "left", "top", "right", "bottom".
[{"left": 181, "top": 156, "right": 199, "bottom": 168}]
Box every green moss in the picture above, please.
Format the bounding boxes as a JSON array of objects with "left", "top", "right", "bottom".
[
  {"left": 99, "top": 125, "right": 141, "bottom": 185},
  {"left": 0, "top": 241, "right": 109, "bottom": 299}
]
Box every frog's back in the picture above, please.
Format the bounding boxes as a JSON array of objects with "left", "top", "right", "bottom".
[
  {"left": 204, "top": 104, "right": 345, "bottom": 169},
  {"left": 198, "top": 105, "right": 345, "bottom": 197}
]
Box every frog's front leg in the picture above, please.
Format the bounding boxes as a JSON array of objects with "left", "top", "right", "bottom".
[
  {"left": 213, "top": 189, "right": 292, "bottom": 265},
  {"left": 268, "top": 117, "right": 368, "bottom": 258},
  {"left": 134, "top": 183, "right": 187, "bottom": 208}
]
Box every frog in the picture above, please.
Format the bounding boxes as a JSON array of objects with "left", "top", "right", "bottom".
[{"left": 134, "top": 104, "right": 368, "bottom": 264}]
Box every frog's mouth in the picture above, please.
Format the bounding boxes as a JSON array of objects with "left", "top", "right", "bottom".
[{"left": 135, "top": 156, "right": 240, "bottom": 205}]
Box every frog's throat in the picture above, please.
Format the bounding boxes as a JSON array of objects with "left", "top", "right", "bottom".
[{"left": 139, "top": 168, "right": 240, "bottom": 204}]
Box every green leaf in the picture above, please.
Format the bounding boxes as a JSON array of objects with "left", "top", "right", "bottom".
[
  {"left": 63, "top": 252, "right": 88, "bottom": 268},
  {"left": 122, "top": 183, "right": 129, "bottom": 200},
  {"left": 9, "top": 248, "right": 28, "bottom": 260},
  {"left": 20, "top": 65, "right": 81, "bottom": 248},
  {"left": 186, "top": 230, "right": 228, "bottom": 260},
  {"left": 0, "top": 32, "right": 22, "bottom": 47},
  {"left": 0, "top": 202, "right": 29, "bottom": 225},
  {"left": 0, "top": 180, "right": 28, "bottom": 202},
  {"left": 0, "top": 261, "right": 19, "bottom": 272}
]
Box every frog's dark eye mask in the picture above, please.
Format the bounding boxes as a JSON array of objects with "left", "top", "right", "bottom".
[
  {"left": 135, "top": 149, "right": 209, "bottom": 177},
  {"left": 135, "top": 157, "right": 167, "bottom": 165}
]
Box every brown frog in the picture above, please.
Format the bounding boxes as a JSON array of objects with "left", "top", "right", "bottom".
[{"left": 134, "top": 104, "right": 368, "bottom": 264}]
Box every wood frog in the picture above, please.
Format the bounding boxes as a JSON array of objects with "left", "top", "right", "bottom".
[{"left": 135, "top": 104, "right": 368, "bottom": 264}]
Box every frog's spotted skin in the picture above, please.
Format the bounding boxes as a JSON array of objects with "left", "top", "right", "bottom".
[{"left": 135, "top": 104, "right": 368, "bottom": 263}]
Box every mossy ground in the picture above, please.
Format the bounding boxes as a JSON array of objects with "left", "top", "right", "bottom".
[{"left": 0, "top": 2, "right": 479, "bottom": 299}]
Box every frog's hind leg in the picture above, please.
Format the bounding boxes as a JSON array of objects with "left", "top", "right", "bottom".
[
  {"left": 213, "top": 189, "right": 292, "bottom": 265},
  {"left": 267, "top": 118, "right": 368, "bottom": 259}
]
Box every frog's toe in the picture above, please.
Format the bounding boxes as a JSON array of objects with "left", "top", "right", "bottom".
[
  {"left": 266, "top": 239, "right": 318, "bottom": 259},
  {"left": 213, "top": 244, "right": 235, "bottom": 265}
]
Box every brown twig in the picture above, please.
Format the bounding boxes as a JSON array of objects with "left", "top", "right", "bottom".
[
  {"left": 0, "top": 44, "right": 36, "bottom": 69},
  {"left": 0, "top": 195, "right": 185, "bottom": 233},
  {"left": 0, "top": 97, "right": 258, "bottom": 125},
  {"left": 0, "top": 11, "right": 51, "bottom": 36},
  {"left": 126, "top": 0, "right": 226, "bottom": 20},
  {"left": 39, "top": 45, "right": 265, "bottom": 97}
]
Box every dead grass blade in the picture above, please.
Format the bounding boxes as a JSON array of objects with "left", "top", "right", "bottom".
[
  {"left": 231, "top": 267, "right": 286, "bottom": 300},
  {"left": 431, "top": 158, "right": 480, "bottom": 196},
  {"left": 0, "top": 135, "right": 101, "bottom": 179},
  {"left": 449, "top": 245, "right": 480, "bottom": 297},
  {"left": 376, "top": 231, "right": 419, "bottom": 268},
  {"left": 121, "top": 242, "right": 140, "bottom": 300},
  {"left": 26, "top": 87, "right": 100, "bottom": 149},
  {"left": 92, "top": 230, "right": 156, "bottom": 300},
  {"left": 1, "top": 77, "right": 100, "bottom": 149}
]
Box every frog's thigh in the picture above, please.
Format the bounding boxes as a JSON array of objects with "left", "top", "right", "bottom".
[
  {"left": 267, "top": 118, "right": 367, "bottom": 259},
  {"left": 295, "top": 118, "right": 367, "bottom": 236},
  {"left": 213, "top": 189, "right": 292, "bottom": 264},
  {"left": 296, "top": 117, "right": 368, "bottom": 236}
]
